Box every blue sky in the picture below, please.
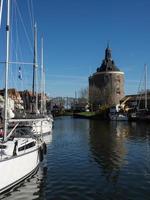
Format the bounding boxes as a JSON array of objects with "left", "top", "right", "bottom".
[{"left": 1, "top": 0, "right": 150, "bottom": 97}]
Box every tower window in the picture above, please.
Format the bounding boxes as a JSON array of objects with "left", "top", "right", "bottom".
[{"left": 116, "top": 87, "right": 120, "bottom": 95}]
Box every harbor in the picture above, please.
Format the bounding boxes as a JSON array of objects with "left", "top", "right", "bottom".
[
  {"left": 1, "top": 116, "right": 150, "bottom": 200},
  {"left": 1, "top": 0, "right": 150, "bottom": 199}
]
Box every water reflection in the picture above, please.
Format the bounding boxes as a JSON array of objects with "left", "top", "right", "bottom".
[
  {"left": 89, "top": 120, "right": 150, "bottom": 186},
  {"left": 89, "top": 121, "right": 129, "bottom": 182},
  {"left": 2, "top": 118, "right": 150, "bottom": 200},
  {"left": 126, "top": 122, "right": 150, "bottom": 141}
]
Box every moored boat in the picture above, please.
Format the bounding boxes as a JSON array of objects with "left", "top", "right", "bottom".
[
  {"left": 109, "top": 112, "right": 128, "bottom": 121},
  {"left": 0, "top": 129, "right": 44, "bottom": 193},
  {"left": 0, "top": 0, "right": 46, "bottom": 194}
]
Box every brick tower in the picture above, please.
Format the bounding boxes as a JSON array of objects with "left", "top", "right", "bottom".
[{"left": 89, "top": 44, "right": 124, "bottom": 108}]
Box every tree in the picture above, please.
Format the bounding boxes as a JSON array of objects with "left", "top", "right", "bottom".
[
  {"left": 79, "top": 87, "right": 88, "bottom": 100},
  {"left": 89, "top": 85, "right": 102, "bottom": 111}
]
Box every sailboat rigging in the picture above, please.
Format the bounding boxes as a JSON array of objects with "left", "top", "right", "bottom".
[
  {"left": 8, "top": 16, "right": 53, "bottom": 138},
  {"left": 0, "top": 0, "right": 46, "bottom": 193},
  {"left": 130, "top": 64, "right": 150, "bottom": 121},
  {"left": 29, "top": 36, "right": 53, "bottom": 138}
]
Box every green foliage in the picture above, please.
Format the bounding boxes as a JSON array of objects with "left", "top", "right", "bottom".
[{"left": 77, "top": 112, "right": 96, "bottom": 117}]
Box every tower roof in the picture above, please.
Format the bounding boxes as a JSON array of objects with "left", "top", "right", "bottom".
[{"left": 97, "top": 45, "right": 120, "bottom": 72}]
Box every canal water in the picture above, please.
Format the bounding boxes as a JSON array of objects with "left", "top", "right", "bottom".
[{"left": 1, "top": 116, "right": 150, "bottom": 200}]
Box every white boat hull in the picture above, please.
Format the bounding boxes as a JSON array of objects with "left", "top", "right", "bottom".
[
  {"left": 0, "top": 148, "right": 39, "bottom": 193},
  {"left": 109, "top": 113, "right": 128, "bottom": 121}
]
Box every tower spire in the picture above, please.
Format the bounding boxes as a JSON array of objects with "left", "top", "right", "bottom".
[
  {"left": 105, "top": 42, "right": 112, "bottom": 60},
  {"left": 98, "top": 44, "right": 120, "bottom": 72},
  {"left": 107, "top": 40, "right": 110, "bottom": 49}
]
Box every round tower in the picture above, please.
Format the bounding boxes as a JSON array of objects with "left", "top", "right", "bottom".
[{"left": 89, "top": 45, "right": 124, "bottom": 107}]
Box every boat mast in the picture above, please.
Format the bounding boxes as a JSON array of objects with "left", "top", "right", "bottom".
[
  {"left": 40, "top": 37, "right": 44, "bottom": 115},
  {"left": 144, "top": 64, "right": 147, "bottom": 110},
  {"left": 43, "top": 64, "right": 46, "bottom": 114},
  {"left": 4, "top": 0, "right": 11, "bottom": 141},
  {"left": 40, "top": 38, "right": 46, "bottom": 115},
  {"left": 0, "top": 0, "right": 4, "bottom": 28},
  {"left": 32, "top": 23, "right": 38, "bottom": 114}
]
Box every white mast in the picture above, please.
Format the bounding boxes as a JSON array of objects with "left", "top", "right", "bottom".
[
  {"left": 40, "top": 38, "right": 46, "bottom": 114},
  {"left": 40, "top": 37, "right": 44, "bottom": 114},
  {"left": 43, "top": 64, "right": 46, "bottom": 114},
  {"left": 35, "top": 25, "right": 38, "bottom": 114},
  {"left": 4, "top": 0, "right": 11, "bottom": 141},
  {"left": 144, "top": 64, "right": 147, "bottom": 110},
  {"left": 0, "top": 0, "right": 4, "bottom": 28}
]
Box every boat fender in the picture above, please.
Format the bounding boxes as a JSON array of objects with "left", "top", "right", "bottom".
[
  {"left": 39, "top": 146, "right": 43, "bottom": 162},
  {"left": 13, "top": 140, "right": 18, "bottom": 156},
  {"left": 43, "top": 142, "right": 47, "bottom": 155}
]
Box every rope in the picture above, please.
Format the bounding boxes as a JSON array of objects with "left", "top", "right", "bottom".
[
  {"left": 8, "top": 0, "right": 37, "bottom": 92},
  {"left": 15, "top": 0, "right": 33, "bottom": 54},
  {"left": 27, "top": 0, "right": 34, "bottom": 40}
]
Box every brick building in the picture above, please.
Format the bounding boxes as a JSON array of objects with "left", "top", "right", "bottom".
[{"left": 89, "top": 45, "right": 124, "bottom": 108}]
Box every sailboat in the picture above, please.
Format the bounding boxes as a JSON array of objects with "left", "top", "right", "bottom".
[
  {"left": 130, "top": 64, "right": 150, "bottom": 121},
  {"left": 29, "top": 37, "right": 53, "bottom": 137},
  {"left": 0, "top": 0, "right": 45, "bottom": 193},
  {"left": 11, "top": 25, "right": 53, "bottom": 139}
]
